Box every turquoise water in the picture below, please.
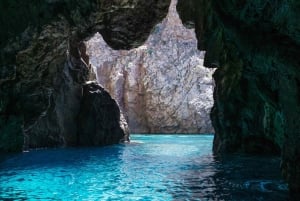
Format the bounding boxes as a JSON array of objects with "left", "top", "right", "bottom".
[{"left": 0, "top": 135, "right": 288, "bottom": 200}]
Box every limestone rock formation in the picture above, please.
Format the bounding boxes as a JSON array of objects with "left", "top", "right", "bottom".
[
  {"left": 0, "top": 0, "right": 170, "bottom": 151},
  {"left": 177, "top": 0, "right": 300, "bottom": 196},
  {"left": 86, "top": 0, "right": 216, "bottom": 134},
  {"left": 1, "top": 0, "right": 299, "bottom": 197}
]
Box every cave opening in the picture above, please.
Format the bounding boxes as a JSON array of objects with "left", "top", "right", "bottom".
[
  {"left": 84, "top": 0, "right": 216, "bottom": 134},
  {"left": 0, "top": 0, "right": 295, "bottom": 198}
]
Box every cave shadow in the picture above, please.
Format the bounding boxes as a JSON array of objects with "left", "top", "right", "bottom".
[{"left": 167, "top": 153, "right": 288, "bottom": 201}]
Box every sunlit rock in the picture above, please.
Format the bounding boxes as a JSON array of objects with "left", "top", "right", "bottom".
[{"left": 86, "top": 0, "right": 216, "bottom": 134}]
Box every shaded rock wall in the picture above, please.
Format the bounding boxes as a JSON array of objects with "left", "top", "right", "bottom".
[
  {"left": 177, "top": 0, "right": 300, "bottom": 196},
  {"left": 0, "top": 0, "right": 170, "bottom": 151},
  {"left": 78, "top": 82, "right": 129, "bottom": 146},
  {"left": 86, "top": 0, "right": 215, "bottom": 134}
]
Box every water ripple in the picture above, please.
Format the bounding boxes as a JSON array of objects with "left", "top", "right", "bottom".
[{"left": 0, "top": 135, "right": 288, "bottom": 200}]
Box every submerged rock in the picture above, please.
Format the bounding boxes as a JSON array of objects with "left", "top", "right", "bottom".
[{"left": 86, "top": 0, "right": 216, "bottom": 134}]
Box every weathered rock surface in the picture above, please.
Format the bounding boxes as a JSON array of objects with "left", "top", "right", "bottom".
[
  {"left": 177, "top": 0, "right": 300, "bottom": 196},
  {"left": 0, "top": 0, "right": 170, "bottom": 151},
  {"left": 78, "top": 82, "right": 129, "bottom": 146},
  {"left": 86, "top": 0, "right": 215, "bottom": 134},
  {"left": 1, "top": 0, "right": 299, "bottom": 198}
]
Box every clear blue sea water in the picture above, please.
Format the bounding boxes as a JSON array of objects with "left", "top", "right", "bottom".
[{"left": 0, "top": 135, "right": 288, "bottom": 200}]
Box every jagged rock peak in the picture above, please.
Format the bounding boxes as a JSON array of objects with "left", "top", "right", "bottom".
[{"left": 86, "top": 0, "right": 216, "bottom": 134}]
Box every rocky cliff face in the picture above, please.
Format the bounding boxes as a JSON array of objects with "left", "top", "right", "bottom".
[
  {"left": 177, "top": 0, "right": 300, "bottom": 196},
  {"left": 1, "top": 0, "right": 299, "bottom": 197},
  {"left": 86, "top": 0, "right": 215, "bottom": 134},
  {"left": 0, "top": 0, "right": 170, "bottom": 151}
]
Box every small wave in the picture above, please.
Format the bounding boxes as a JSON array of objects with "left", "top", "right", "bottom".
[
  {"left": 127, "top": 141, "right": 144, "bottom": 145},
  {"left": 243, "top": 180, "right": 288, "bottom": 192}
]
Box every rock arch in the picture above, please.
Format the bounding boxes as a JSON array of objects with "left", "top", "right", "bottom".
[
  {"left": 0, "top": 0, "right": 170, "bottom": 150},
  {"left": 0, "top": 0, "right": 299, "bottom": 196}
]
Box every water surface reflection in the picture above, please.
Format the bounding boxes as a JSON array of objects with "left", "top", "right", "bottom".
[
  {"left": 0, "top": 135, "right": 288, "bottom": 200},
  {"left": 170, "top": 153, "right": 288, "bottom": 200}
]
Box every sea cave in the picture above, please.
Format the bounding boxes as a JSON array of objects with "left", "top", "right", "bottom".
[{"left": 0, "top": 0, "right": 299, "bottom": 200}]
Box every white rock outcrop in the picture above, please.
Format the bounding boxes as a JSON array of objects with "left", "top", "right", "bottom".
[{"left": 86, "top": 0, "right": 216, "bottom": 133}]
